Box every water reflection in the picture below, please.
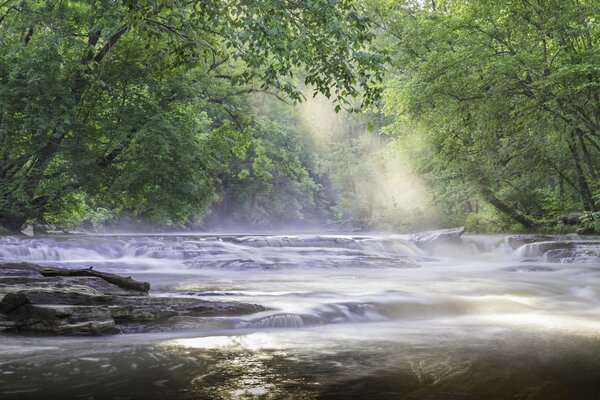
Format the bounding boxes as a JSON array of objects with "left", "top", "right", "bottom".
[
  {"left": 1, "top": 322, "right": 600, "bottom": 399},
  {"left": 478, "top": 313, "right": 600, "bottom": 336},
  {"left": 162, "top": 333, "right": 311, "bottom": 399}
]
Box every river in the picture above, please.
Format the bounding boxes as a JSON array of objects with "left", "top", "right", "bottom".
[{"left": 0, "top": 233, "right": 599, "bottom": 399}]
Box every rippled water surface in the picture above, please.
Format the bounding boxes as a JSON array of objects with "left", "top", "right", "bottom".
[{"left": 1, "top": 233, "right": 599, "bottom": 399}]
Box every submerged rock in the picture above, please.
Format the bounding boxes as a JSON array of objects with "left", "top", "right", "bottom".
[{"left": 0, "top": 262, "right": 265, "bottom": 335}]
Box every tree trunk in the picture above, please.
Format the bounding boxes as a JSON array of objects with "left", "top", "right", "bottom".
[
  {"left": 568, "top": 131, "right": 595, "bottom": 211},
  {"left": 479, "top": 187, "right": 539, "bottom": 229}
]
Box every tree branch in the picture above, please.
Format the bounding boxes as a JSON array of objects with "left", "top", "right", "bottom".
[
  {"left": 98, "top": 128, "right": 137, "bottom": 167},
  {"left": 93, "top": 24, "right": 129, "bottom": 64}
]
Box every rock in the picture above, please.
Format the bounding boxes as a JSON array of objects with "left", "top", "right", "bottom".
[
  {"left": 410, "top": 227, "right": 465, "bottom": 246},
  {"left": 506, "top": 234, "right": 562, "bottom": 250},
  {"left": 7, "top": 304, "right": 119, "bottom": 335},
  {"left": 0, "top": 288, "right": 112, "bottom": 313},
  {"left": 0, "top": 292, "right": 30, "bottom": 314},
  {"left": 409, "top": 227, "right": 466, "bottom": 253},
  {"left": 560, "top": 212, "right": 583, "bottom": 225},
  {"left": 515, "top": 241, "right": 574, "bottom": 258},
  {"left": 0, "top": 262, "right": 265, "bottom": 335},
  {"left": 32, "top": 223, "right": 52, "bottom": 235},
  {"left": 185, "top": 300, "right": 266, "bottom": 317},
  {"left": 576, "top": 227, "right": 596, "bottom": 235},
  {"left": 21, "top": 225, "right": 34, "bottom": 236},
  {"left": 515, "top": 240, "right": 600, "bottom": 263}
]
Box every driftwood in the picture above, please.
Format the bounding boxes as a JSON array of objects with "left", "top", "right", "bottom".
[{"left": 40, "top": 267, "right": 150, "bottom": 293}]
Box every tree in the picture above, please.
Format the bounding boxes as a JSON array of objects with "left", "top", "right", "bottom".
[
  {"left": 0, "top": 0, "right": 384, "bottom": 231},
  {"left": 370, "top": 0, "right": 600, "bottom": 229},
  {"left": 207, "top": 103, "right": 328, "bottom": 227}
]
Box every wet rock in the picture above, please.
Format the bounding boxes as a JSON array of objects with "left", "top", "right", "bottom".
[
  {"left": 109, "top": 304, "right": 179, "bottom": 323},
  {"left": 409, "top": 227, "right": 466, "bottom": 254},
  {"left": 0, "top": 262, "right": 265, "bottom": 335},
  {"left": 506, "top": 234, "right": 562, "bottom": 250},
  {"left": 7, "top": 304, "right": 119, "bottom": 335},
  {"left": 515, "top": 241, "right": 600, "bottom": 263},
  {"left": 410, "top": 227, "right": 465, "bottom": 246},
  {"left": 515, "top": 241, "right": 574, "bottom": 258},
  {"left": 185, "top": 300, "right": 266, "bottom": 317},
  {"left": 0, "top": 288, "right": 112, "bottom": 313}
]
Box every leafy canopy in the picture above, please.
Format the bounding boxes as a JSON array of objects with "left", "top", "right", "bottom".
[{"left": 0, "top": 0, "right": 384, "bottom": 229}]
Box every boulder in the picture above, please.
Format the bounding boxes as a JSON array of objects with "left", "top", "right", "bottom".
[
  {"left": 560, "top": 212, "right": 583, "bottom": 225},
  {"left": 409, "top": 227, "right": 465, "bottom": 252},
  {"left": 410, "top": 227, "right": 465, "bottom": 245}
]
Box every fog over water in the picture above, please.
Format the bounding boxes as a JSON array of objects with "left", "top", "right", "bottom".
[{"left": 1, "top": 232, "right": 599, "bottom": 399}]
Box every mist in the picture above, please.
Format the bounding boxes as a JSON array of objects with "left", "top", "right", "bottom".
[{"left": 295, "top": 92, "right": 437, "bottom": 231}]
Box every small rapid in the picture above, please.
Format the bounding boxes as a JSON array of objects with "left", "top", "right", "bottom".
[
  {"left": 0, "top": 234, "right": 427, "bottom": 271},
  {"left": 1, "top": 232, "right": 600, "bottom": 399},
  {"left": 1, "top": 233, "right": 598, "bottom": 329}
]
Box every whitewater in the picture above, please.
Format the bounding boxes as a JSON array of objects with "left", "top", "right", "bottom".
[{"left": 0, "top": 233, "right": 599, "bottom": 399}]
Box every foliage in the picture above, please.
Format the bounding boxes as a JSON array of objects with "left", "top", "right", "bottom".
[
  {"left": 581, "top": 192, "right": 600, "bottom": 233},
  {"left": 206, "top": 94, "right": 329, "bottom": 227},
  {"left": 369, "top": 0, "right": 600, "bottom": 230},
  {"left": 0, "top": 0, "right": 383, "bottom": 231},
  {"left": 2, "top": 0, "right": 597, "bottom": 233}
]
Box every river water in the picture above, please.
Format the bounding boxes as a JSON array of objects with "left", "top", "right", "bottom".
[{"left": 0, "top": 233, "right": 599, "bottom": 399}]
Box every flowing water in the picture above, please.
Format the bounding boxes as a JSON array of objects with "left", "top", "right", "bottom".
[{"left": 1, "top": 233, "right": 600, "bottom": 399}]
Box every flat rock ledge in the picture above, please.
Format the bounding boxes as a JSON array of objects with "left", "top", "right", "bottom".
[{"left": 0, "top": 262, "right": 265, "bottom": 335}]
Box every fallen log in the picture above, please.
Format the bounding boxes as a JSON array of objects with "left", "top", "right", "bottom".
[{"left": 40, "top": 267, "right": 150, "bottom": 293}]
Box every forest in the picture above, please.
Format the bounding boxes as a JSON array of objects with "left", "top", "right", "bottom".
[{"left": 1, "top": 0, "right": 599, "bottom": 233}]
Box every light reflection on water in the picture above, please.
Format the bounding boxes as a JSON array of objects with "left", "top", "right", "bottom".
[{"left": 1, "top": 321, "right": 600, "bottom": 399}]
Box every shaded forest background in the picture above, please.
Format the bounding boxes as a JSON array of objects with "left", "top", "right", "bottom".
[{"left": 1, "top": 0, "right": 598, "bottom": 233}]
